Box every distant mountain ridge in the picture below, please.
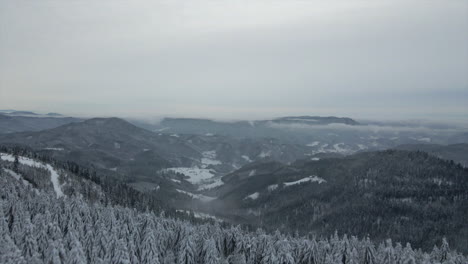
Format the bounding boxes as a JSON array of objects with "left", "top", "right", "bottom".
[
  {"left": 271, "top": 116, "right": 359, "bottom": 125},
  {"left": 0, "top": 113, "right": 81, "bottom": 133}
]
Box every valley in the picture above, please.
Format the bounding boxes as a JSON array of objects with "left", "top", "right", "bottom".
[{"left": 0, "top": 112, "right": 467, "bottom": 256}]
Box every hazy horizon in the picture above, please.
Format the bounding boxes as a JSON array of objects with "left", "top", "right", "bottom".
[{"left": 1, "top": 0, "right": 467, "bottom": 120}]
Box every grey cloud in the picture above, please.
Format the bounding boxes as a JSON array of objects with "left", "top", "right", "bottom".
[{"left": 0, "top": 0, "right": 467, "bottom": 120}]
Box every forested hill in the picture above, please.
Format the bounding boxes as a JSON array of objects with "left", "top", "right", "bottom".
[
  {"left": 1, "top": 161, "right": 466, "bottom": 264},
  {"left": 212, "top": 150, "right": 468, "bottom": 253}
]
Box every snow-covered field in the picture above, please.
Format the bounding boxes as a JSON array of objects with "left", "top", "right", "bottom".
[
  {"left": 1, "top": 153, "right": 64, "bottom": 198},
  {"left": 258, "top": 150, "right": 271, "bottom": 158},
  {"left": 197, "top": 178, "right": 224, "bottom": 191},
  {"left": 176, "top": 189, "right": 216, "bottom": 202},
  {"left": 165, "top": 150, "right": 223, "bottom": 188},
  {"left": 306, "top": 141, "right": 320, "bottom": 147},
  {"left": 267, "top": 184, "right": 278, "bottom": 191},
  {"left": 3, "top": 168, "right": 38, "bottom": 193},
  {"left": 244, "top": 192, "right": 260, "bottom": 200},
  {"left": 284, "top": 175, "right": 326, "bottom": 187},
  {"left": 241, "top": 155, "right": 252, "bottom": 162},
  {"left": 43, "top": 147, "right": 65, "bottom": 151},
  {"left": 176, "top": 210, "right": 222, "bottom": 222},
  {"left": 201, "top": 150, "right": 222, "bottom": 168},
  {"left": 310, "top": 142, "right": 357, "bottom": 155},
  {"left": 165, "top": 167, "right": 216, "bottom": 184}
]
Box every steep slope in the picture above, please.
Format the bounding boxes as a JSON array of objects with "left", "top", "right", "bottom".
[
  {"left": 209, "top": 150, "right": 468, "bottom": 252},
  {"left": 2, "top": 161, "right": 465, "bottom": 264},
  {"left": 395, "top": 143, "right": 468, "bottom": 167}
]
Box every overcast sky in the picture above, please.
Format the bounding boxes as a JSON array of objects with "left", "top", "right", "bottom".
[{"left": 1, "top": 0, "right": 467, "bottom": 120}]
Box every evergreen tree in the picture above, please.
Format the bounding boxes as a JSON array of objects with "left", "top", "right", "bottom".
[
  {"left": 66, "top": 232, "right": 86, "bottom": 264},
  {"left": 111, "top": 239, "right": 131, "bottom": 264}
]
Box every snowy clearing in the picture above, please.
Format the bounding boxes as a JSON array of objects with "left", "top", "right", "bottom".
[
  {"left": 306, "top": 141, "right": 320, "bottom": 147},
  {"left": 284, "top": 175, "right": 326, "bottom": 187},
  {"left": 357, "top": 144, "right": 367, "bottom": 150},
  {"left": 332, "top": 143, "right": 353, "bottom": 154},
  {"left": 1, "top": 153, "right": 64, "bottom": 198},
  {"left": 3, "top": 168, "right": 39, "bottom": 194},
  {"left": 164, "top": 167, "right": 216, "bottom": 184},
  {"left": 201, "top": 150, "right": 222, "bottom": 167},
  {"left": 417, "top": 137, "right": 431, "bottom": 142},
  {"left": 176, "top": 189, "right": 216, "bottom": 202},
  {"left": 176, "top": 210, "right": 222, "bottom": 222},
  {"left": 44, "top": 147, "right": 65, "bottom": 151},
  {"left": 258, "top": 150, "right": 271, "bottom": 158},
  {"left": 197, "top": 178, "right": 224, "bottom": 191},
  {"left": 241, "top": 155, "right": 252, "bottom": 162},
  {"left": 244, "top": 192, "right": 260, "bottom": 200},
  {"left": 267, "top": 184, "right": 278, "bottom": 191}
]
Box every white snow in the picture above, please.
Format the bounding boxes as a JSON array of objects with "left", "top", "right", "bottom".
[
  {"left": 284, "top": 175, "right": 326, "bottom": 187},
  {"left": 1, "top": 153, "right": 64, "bottom": 198},
  {"left": 197, "top": 178, "right": 224, "bottom": 191},
  {"left": 164, "top": 167, "right": 216, "bottom": 184},
  {"left": 205, "top": 133, "right": 214, "bottom": 136},
  {"left": 3, "top": 168, "right": 21, "bottom": 181},
  {"left": 241, "top": 155, "right": 252, "bottom": 162},
  {"left": 332, "top": 143, "right": 349, "bottom": 154},
  {"left": 3, "top": 169, "right": 39, "bottom": 194},
  {"left": 267, "top": 184, "right": 278, "bottom": 191},
  {"left": 312, "top": 143, "right": 354, "bottom": 155},
  {"left": 311, "top": 157, "right": 320, "bottom": 161},
  {"left": 156, "top": 127, "right": 170, "bottom": 132},
  {"left": 176, "top": 210, "right": 222, "bottom": 222},
  {"left": 244, "top": 192, "right": 260, "bottom": 200},
  {"left": 143, "top": 148, "right": 150, "bottom": 152},
  {"left": 357, "top": 144, "right": 367, "bottom": 150},
  {"left": 114, "top": 142, "right": 121, "bottom": 149},
  {"left": 258, "top": 150, "right": 271, "bottom": 158},
  {"left": 47, "top": 164, "right": 64, "bottom": 198},
  {"left": 44, "top": 147, "right": 64, "bottom": 151},
  {"left": 170, "top": 134, "right": 180, "bottom": 138},
  {"left": 417, "top": 137, "right": 431, "bottom": 142},
  {"left": 109, "top": 167, "right": 117, "bottom": 172},
  {"left": 248, "top": 170, "right": 256, "bottom": 177},
  {"left": 176, "top": 189, "right": 216, "bottom": 202},
  {"left": 306, "top": 141, "right": 320, "bottom": 147},
  {"left": 171, "top": 178, "right": 181, "bottom": 184},
  {"left": 432, "top": 178, "right": 453, "bottom": 186},
  {"left": 201, "top": 151, "right": 222, "bottom": 168}
]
